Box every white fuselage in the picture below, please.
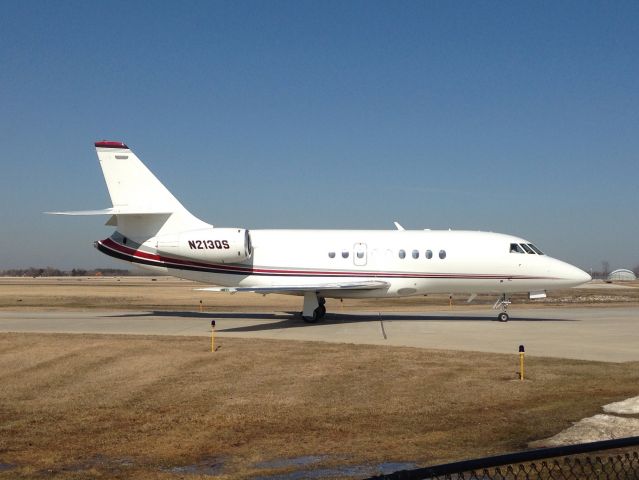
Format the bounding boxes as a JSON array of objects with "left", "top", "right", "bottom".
[
  {"left": 57, "top": 140, "right": 592, "bottom": 322},
  {"left": 97, "top": 228, "right": 590, "bottom": 298}
]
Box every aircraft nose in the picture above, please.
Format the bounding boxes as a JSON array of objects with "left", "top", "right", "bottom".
[
  {"left": 563, "top": 263, "right": 591, "bottom": 286},
  {"left": 579, "top": 268, "right": 592, "bottom": 284}
]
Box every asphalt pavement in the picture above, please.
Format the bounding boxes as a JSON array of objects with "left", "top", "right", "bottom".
[{"left": 1, "top": 306, "right": 637, "bottom": 362}]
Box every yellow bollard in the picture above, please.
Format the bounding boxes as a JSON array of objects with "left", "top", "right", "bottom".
[
  {"left": 519, "top": 345, "right": 525, "bottom": 380},
  {"left": 211, "top": 320, "right": 216, "bottom": 352}
]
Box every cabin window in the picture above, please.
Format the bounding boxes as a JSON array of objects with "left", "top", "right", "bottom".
[
  {"left": 412, "top": 249, "right": 419, "bottom": 259},
  {"left": 356, "top": 251, "right": 364, "bottom": 259},
  {"left": 342, "top": 251, "right": 349, "bottom": 259},
  {"left": 439, "top": 249, "right": 446, "bottom": 259},
  {"left": 520, "top": 243, "right": 534, "bottom": 254},
  {"left": 328, "top": 251, "right": 335, "bottom": 258},
  {"left": 398, "top": 249, "right": 406, "bottom": 259},
  {"left": 528, "top": 244, "right": 544, "bottom": 255},
  {"left": 510, "top": 243, "right": 524, "bottom": 254},
  {"left": 425, "top": 249, "right": 433, "bottom": 259}
]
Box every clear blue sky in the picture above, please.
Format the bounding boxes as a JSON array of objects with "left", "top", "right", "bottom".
[{"left": 1, "top": 1, "right": 637, "bottom": 271}]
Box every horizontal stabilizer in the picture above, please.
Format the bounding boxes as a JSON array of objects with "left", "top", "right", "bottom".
[
  {"left": 47, "top": 141, "right": 210, "bottom": 237},
  {"left": 197, "top": 280, "right": 390, "bottom": 294},
  {"left": 45, "top": 208, "right": 173, "bottom": 216}
]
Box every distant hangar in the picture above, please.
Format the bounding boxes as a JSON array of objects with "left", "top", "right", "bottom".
[{"left": 607, "top": 269, "right": 637, "bottom": 281}]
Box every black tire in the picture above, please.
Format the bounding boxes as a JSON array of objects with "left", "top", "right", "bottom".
[
  {"left": 303, "top": 313, "right": 319, "bottom": 324},
  {"left": 498, "top": 312, "right": 509, "bottom": 322},
  {"left": 318, "top": 305, "right": 326, "bottom": 318}
]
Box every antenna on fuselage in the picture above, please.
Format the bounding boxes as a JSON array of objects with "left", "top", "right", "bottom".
[{"left": 393, "top": 221, "right": 405, "bottom": 231}]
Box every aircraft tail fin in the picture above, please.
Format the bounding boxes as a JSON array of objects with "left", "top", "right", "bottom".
[
  {"left": 95, "top": 141, "right": 184, "bottom": 213},
  {"left": 49, "top": 141, "right": 209, "bottom": 238},
  {"left": 95, "top": 141, "right": 209, "bottom": 237}
]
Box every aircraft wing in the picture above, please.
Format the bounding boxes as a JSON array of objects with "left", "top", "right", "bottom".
[{"left": 196, "top": 280, "right": 390, "bottom": 294}]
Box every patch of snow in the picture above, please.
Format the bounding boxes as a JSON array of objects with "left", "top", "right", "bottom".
[
  {"left": 603, "top": 396, "right": 639, "bottom": 415},
  {"left": 529, "top": 414, "right": 639, "bottom": 448}
]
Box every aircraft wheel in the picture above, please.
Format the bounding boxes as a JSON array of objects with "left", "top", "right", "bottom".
[
  {"left": 303, "top": 307, "right": 324, "bottom": 323},
  {"left": 497, "top": 312, "right": 509, "bottom": 322},
  {"left": 303, "top": 314, "right": 319, "bottom": 324}
]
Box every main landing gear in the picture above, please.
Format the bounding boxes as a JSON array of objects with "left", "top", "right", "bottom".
[
  {"left": 302, "top": 292, "right": 326, "bottom": 323},
  {"left": 493, "top": 294, "right": 511, "bottom": 322}
]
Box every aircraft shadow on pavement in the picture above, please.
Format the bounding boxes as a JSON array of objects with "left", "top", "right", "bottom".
[
  {"left": 103, "top": 310, "right": 576, "bottom": 333},
  {"left": 220, "top": 313, "right": 576, "bottom": 332},
  {"left": 99, "top": 310, "right": 579, "bottom": 332},
  {"left": 103, "top": 311, "right": 292, "bottom": 320}
]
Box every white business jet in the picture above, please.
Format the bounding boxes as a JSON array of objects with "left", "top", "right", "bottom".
[{"left": 50, "top": 141, "right": 591, "bottom": 322}]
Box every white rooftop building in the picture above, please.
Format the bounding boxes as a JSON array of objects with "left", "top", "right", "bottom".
[{"left": 607, "top": 269, "right": 637, "bottom": 281}]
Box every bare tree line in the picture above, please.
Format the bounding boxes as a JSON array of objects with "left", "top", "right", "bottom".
[
  {"left": 0, "top": 267, "right": 132, "bottom": 277},
  {"left": 590, "top": 261, "right": 639, "bottom": 279}
]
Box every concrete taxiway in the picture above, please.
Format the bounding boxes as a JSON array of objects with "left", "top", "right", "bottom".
[{"left": 1, "top": 307, "right": 637, "bottom": 362}]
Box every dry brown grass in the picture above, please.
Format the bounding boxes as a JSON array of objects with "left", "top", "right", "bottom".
[{"left": 1, "top": 333, "right": 638, "bottom": 479}]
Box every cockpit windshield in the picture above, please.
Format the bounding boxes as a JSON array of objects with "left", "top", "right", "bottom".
[
  {"left": 509, "top": 243, "right": 544, "bottom": 255},
  {"left": 527, "top": 243, "right": 544, "bottom": 255},
  {"left": 510, "top": 243, "right": 525, "bottom": 254},
  {"left": 521, "top": 244, "right": 534, "bottom": 254}
]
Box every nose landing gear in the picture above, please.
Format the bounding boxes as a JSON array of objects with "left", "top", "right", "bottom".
[{"left": 493, "top": 294, "right": 511, "bottom": 322}]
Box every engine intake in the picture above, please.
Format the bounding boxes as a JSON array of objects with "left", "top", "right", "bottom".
[{"left": 156, "top": 228, "right": 252, "bottom": 264}]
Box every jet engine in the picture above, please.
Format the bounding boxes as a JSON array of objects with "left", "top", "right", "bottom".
[{"left": 156, "top": 228, "right": 252, "bottom": 264}]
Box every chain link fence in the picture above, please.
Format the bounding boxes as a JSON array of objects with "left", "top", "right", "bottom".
[{"left": 366, "top": 436, "right": 639, "bottom": 480}]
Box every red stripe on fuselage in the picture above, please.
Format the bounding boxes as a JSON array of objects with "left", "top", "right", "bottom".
[{"left": 100, "top": 237, "right": 554, "bottom": 280}]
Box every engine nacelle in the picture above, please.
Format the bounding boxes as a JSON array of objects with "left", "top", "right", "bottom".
[{"left": 156, "top": 228, "right": 252, "bottom": 264}]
